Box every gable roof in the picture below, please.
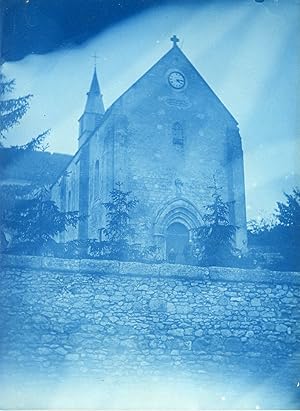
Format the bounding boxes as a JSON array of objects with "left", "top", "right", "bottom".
[
  {"left": 105, "top": 45, "right": 238, "bottom": 124},
  {"left": 52, "top": 44, "right": 238, "bottom": 187},
  {"left": 95, "top": 44, "right": 237, "bottom": 136}
]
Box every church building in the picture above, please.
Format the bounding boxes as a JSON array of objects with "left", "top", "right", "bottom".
[{"left": 51, "top": 36, "right": 247, "bottom": 261}]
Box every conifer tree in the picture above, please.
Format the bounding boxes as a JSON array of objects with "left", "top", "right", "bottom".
[
  {"left": 103, "top": 182, "right": 138, "bottom": 260},
  {"left": 275, "top": 187, "right": 300, "bottom": 269},
  {"left": 247, "top": 188, "right": 299, "bottom": 270},
  {"left": 0, "top": 74, "right": 79, "bottom": 254},
  {"left": 194, "top": 178, "right": 236, "bottom": 266},
  {"left": 0, "top": 73, "right": 32, "bottom": 141},
  {"left": 276, "top": 188, "right": 300, "bottom": 229},
  {"left": 3, "top": 188, "right": 81, "bottom": 255}
]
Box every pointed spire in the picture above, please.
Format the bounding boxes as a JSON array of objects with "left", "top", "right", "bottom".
[
  {"left": 78, "top": 68, "right": 105, "bottom": 148},
  {"left": 90, "top": 68, "right": 100, "bottom": 94},
  {"left": 84, "top": 68, "right": 105, "bottom": 115}
]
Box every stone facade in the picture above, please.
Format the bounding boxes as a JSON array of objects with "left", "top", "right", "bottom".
[{"left": 51, "top": 39, "right": 247, "bottom": 258}]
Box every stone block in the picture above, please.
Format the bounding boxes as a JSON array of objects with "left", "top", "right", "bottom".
[
  {"left": 65, "top": 353, "right": 80, "bottom": 361},
  {"left": 149, "top": 297, "right": 166, "bottom": 312},
  {"left": 168, "top": 328, "right": 185, "bottom": 337},
  {"left": 270, "top": 271, "right": 300, "bottom": 285},
  {"left": 275, "top": 324, "right": 288, "bottom": 333},
  {"left": 137, "top": 284, "right": 149, "bottom": 291},
  {"left": 184, "top": 327, "right": 194, "bottom": 336},
  {"left": 1, "top": 254, "right": 43, "bottom": 270},
  {"left": 166, "top": 302, "right": 176, "bottom": 314},
  {"left": 192, "top": 337, "right": 210, "bottom": 351},
  {"left": 221, "top": 329, "right": 232, "bottom": 337},
  {"left": 208, "top": 266, "right": 300, "bottom": 285},
  {"left": 224, "top": 337, "right": 244, "bottom": 352},
  {"left": 250, "top": 298, "right": 261, "bottom": 307},
  {"left": 41, "top": 334, "right": 56, "bottom": 343},
  {"left": 80, "top": 259, "right": 119, "bottom": 275},
  {"left": 176, "top": 304, "right": 191, "bottom": 315},
  {"left": 55, "top": 347, "right": 68, "bottom": 355},
  {"left": 159, "top": 263, "right": 209, "bottom": 280},
  {"left": 119, "top": 261, "right": 158, "bottom": 277},
  {"left": 42, "top": 257, "right": 80, "bottom": 272}
]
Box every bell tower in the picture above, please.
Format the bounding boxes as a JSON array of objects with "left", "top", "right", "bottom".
[{"left": 78, "top": 67, "right": 105, "bottom": 148}]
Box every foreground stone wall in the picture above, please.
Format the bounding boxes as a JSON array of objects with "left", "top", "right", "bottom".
[{"left": 0, "top": 255, "right": 299, "bottom": 382}]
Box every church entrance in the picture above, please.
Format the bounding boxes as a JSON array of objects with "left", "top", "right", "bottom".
[{"left": 166, "top": 222, "right": 189, "bottom": 264}]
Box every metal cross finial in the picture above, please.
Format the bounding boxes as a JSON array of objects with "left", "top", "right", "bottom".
[
  {"left": 92, "top": 52, "right": 99, "bottom": 68},
  {"left": 171, "top": 35, "right": 179, "bottom": 47}
]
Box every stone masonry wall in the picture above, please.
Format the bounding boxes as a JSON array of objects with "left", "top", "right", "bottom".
[
  {"left": 0, "top": 255, "right": 299, "bottom": 383},
  {"left": 85, "top": 46, "right": 247, "bottom": 249}
]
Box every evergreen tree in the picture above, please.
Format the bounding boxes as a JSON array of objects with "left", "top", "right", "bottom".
[
  {"left": 247, "top": 216, "right": 276, "bottom": 247},
  {"left": 194, "top": 179, "right": 236, "bottom": 266},
  {"left": 276, "top": 188, "right": 300, "bottom": 228},
  {"left": 0, "top": 72, "right": 49, "bottom": 150},
  {"left": 0, "top": 73, "right": 32, "bottom": 141},
  {"left": 2, "top": 188, "right": 81, "bottom": 255},
  {"left": 275, "top": 187, "right": 300, "bottom": 269},
  {"left": 0, "top": 74, "right": 80, "bottom": 255},
  {"left": 103, "top": 182, "right": 138, "bottom": 260},
  {"left": 247, "top": 188, "right": 299, "bottom": 270}
]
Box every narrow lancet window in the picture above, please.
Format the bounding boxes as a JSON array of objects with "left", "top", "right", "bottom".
[{"left": 172, "top": 122, "right": 184, "bottom": 146}]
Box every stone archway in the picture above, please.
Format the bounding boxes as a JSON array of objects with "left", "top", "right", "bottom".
[{"left": 153, "top": 198, "right": 202, "bottom": 262}]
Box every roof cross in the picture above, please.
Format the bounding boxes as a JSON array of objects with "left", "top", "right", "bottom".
[
  {"left": 170, "top": 35, "right": 179, "bottom": 47},
  {"left": 91, "top": 52, "right": 100, "bottom": 68}
]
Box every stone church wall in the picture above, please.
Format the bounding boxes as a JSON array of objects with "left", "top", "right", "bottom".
[
  {"left": 116, "top": 51, "right": 235, "bottom": 243},
  {"left": 85, "top": 47, "right": 247, "bottom": 250},
  {"left": 0, "top": 254, "right": 299, "bottom": 383},
  {"left": 51, "top": 151, "right": 81, "bottom": 242},
  {"left": 49, "top": 47, "right": 248, "bottom": 252}
]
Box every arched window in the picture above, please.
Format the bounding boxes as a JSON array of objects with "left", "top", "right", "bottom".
[
  {"left": 172, "top": 122, "right": 184, "bottom": 146},
  {"left": 94, "top": 160, "right": 100, "bottom": 199}
]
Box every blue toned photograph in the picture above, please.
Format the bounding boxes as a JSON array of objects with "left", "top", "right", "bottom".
[{"left": 0, "top": 0, "right": 299, "bottom": 409}]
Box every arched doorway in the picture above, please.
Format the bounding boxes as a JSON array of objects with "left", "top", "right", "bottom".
[
  {"left": 166, "top": 222, "right": 189, "bottom": 264},
  {"left": 153, "top": 198, "right": 202, "bottom": 262}
]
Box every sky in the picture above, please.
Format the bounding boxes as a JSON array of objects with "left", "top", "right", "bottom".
[{"left": 2, "top": 0, "right": 300, "bottom": 220}]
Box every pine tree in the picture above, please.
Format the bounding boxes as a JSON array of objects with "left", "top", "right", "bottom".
[
  {"left": 276, "top": 188, "right": 300, "bottom": 228},
  {"left": 0, "top": 73, "right": 32, "bottom": 141},
  {"left": 247, "top": 188, "right": 300, "bottom": 270},
  {"left": 2, "top": 188, "right": 81, "bottom": 255},
  {"left": 0, "top": 73, "right": 49, "bottom": 150},
  {"left": 247, "top": 217, "right": 273, "bottom": 250},
  {"left": 275, "top": 187, "right": 300, "bottom": 269},
  {"left": 194, "top": 179, "right": 236, "bottom": 266},
  {"left": 103, "top": 182, "right": 138, "bottom": 260},
  {"left": 0, "top": 74, "right": 78, "bottom": 254}
]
